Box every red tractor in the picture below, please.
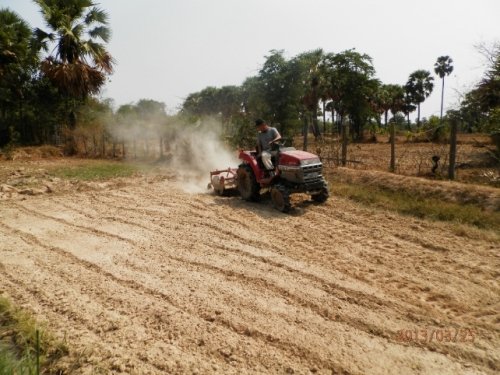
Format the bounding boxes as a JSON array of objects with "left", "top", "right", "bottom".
[{"left": 209, "top": 144, "right": 329, "bottom": 212}]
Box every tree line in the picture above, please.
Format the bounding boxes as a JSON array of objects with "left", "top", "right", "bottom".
[
  {"left": 0, "top": 1, "right": 498, "bottom": 161},
  {"left": 181, "top": 50, "right": 452, "bottom": 140},
  {"left": 0, "top": 0, "right": 114, "bottom": 151},
  {"left": 181, "top": 48, "right": 498, "bottom": 146}
]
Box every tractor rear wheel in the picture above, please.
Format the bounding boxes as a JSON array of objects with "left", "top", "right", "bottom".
[
  {"left": 271, "top": 185, "right": 291, "bottom": 213},
  {"left": 237, "top": 164, "right": 260, "bottom": 201}
]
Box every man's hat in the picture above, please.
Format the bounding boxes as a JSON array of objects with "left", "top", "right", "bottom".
[{"left": 255, "top": 119, "right": 265, "bottom": 126}]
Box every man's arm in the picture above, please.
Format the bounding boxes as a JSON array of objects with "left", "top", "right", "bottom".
[{"left": 268, "top": 128, "right": 282, "bottom": 145}]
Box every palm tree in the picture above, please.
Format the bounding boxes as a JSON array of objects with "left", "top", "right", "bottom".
[
  {"left": 34, "top": 0, "right": 114, "bottom": 99},
  {"left": 405, "top": 70, "right": 434, "bottom": 127},
  {"left": 434, "top": 56, "right": 454, "bottom": 120},
  {"left": 402, "top": 90, "right": 416, "bottom": 129},
  {"left": 0, "top": 8, "right": 34, "bottom": 78},
  {"left": 376, "top": 84, "right": 402, "bottom": 128},
  {"left": 387, "top": 85, "right": 404, "bottom": 172}
]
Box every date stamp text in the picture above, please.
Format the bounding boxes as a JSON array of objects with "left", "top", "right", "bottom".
[{"left": 395, "top": 328, "right": 476, "bottom": 343}]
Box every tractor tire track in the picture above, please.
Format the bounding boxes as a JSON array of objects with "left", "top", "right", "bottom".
[{"left": 0, "top": 178, "right": 497, "bottom": 374}]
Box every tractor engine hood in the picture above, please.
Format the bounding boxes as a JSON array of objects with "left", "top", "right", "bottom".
[{"left": 279, "top": 149, "right": 321, "bottom": 167}]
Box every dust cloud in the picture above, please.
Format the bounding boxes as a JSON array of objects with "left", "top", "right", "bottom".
[
  {"left": 167, "top": 121, "right": 240, "bottom": 193},
  {"left": 107, "top": 117, "right": 241, "bottom": 193}
]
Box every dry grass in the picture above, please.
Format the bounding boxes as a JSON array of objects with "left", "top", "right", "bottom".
[
  {"left": 0, "top": 146, "right": 63, "bottom": 161},
  {"left": 330, "top": 167, "right": 500, "bottom": 212},
  {"left": 329, "top": 179, "right": 500, "bottom": 231},
  {"left": 0, "top": 295, "right": 68, "bottom": 374},
  {"left": 303, "top": 133, "right": 499, "bottom": 187}
]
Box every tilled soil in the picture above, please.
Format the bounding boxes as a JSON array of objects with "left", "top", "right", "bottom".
[{"left": 0, "top": 176, "right": 498, "bottom": 374}]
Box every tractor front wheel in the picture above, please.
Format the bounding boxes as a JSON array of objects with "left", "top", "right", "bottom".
[
  {"left": 311, "top": 183, "right": 329, "bottom": 203},
  {"left": 271, "top": 185, "right": 291, "bottom": 213},
  {"left": 237, "top": 164, "right": 260, "bottom": 201}
]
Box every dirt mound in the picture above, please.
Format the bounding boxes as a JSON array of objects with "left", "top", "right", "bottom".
[
  {"left": 0, "top": 145, "right": 63, "bottom": 161},
  {"left": 333, "top": 167, "right": 500, "bottom": 211},
  {"left": 0, "top": 161, "right": 134, "bottom": 200}
]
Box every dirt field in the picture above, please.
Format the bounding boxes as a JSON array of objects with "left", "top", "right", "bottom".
[{"left": 0, "top": 162, "right": 499, "bottom": 374}]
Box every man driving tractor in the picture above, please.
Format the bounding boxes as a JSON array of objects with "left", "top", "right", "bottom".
[
  {"left": 208, "top": 118, "right": 328, "bottom": 211},
  {"left": 255, "top": 119, "right": 281, "bottom": 172}
]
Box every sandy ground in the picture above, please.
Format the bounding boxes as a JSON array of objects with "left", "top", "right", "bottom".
[{"left": 0, "top": 174, "right": 499, "bottom": 374}]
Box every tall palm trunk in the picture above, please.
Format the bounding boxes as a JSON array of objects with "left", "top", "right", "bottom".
[
  {"left": 302, "top": 115, "right": 309, "bottom": 151},
  {"left": 341, "top": 117, "right": 348, "bottom": 166},
  {"left": 101, "top": 131, "right": 105, "bottom": 156},
  {"left": 440, "top": 77, "right": 445, "bottom": 120},
  {"left": 448, "top": 117, "right": 458, "bottom": 180},
  {"left": 331, "top": 108, "right": 335, "bottom": 134},
  {"left": 417, "top": 103, "right": 421, "bottom": 128},
  {"left": 312, "top": 113, "right": 321, "bottom": 138},
  {"left": 322, "top": 101, "right": 326, "bottom": 133},
  {"left": 390, "top": 121, "right": 396, "bottom": 172}
]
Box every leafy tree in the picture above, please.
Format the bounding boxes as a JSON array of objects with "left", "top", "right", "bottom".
[
  {"left": 74, "top": 96, "right": 113, "bottom": 155},
  {"left": 290, "top": 49, "right": 325, "bottom": 139},
  {"left": 434, "top": 56, "right": 454, "bottom": 120},
  {"left": 135, "top": 99, "right": 166, "bottom": 121},
  {"left": 405, "top": 70, "right": 434, "bottom": 127},
  {"left": 183, "top": 87, "right": 216, "bottom": 118},
  {"left": 114, "top": 103, "right": 139, "bottom": 158},
  {"left": 258, "top": 50, "right": 302, "bottom": 137},
  {"left": 241, "top": 76, "right": 269, "bottom": 118},
  {"left": 181, "top": 85, "right": 242, "bottom": 130},
  {"left": 0, "top": 8, "right": 39, "bottom": 144},
  {"left": 0, "top": 8, "right": 36, "bottom": 78},
  {"left": 476, "top": 51, "right": 500, "bottom": 113},
  {"left": 321, "top": 49, "right": 378, "bottom": 140},
  {"left": 22, "top": 74, "right": 67, "bottom": 144},
  {"left": 216, "top": 86, "right": 242, "bottom": 127},
  {"left": 459, "top": 90, "right": 484, "bottom": 132},
  {"left": 457, "top": 43, "right": 499, "bottom": 133}
]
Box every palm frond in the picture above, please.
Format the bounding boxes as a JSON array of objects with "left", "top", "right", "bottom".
[
  {"left": 41, "top": 57, "right": 105, "bottom": 97},
  {"left": 82, "top": 39, "right": 104, "bottom": 59},
  {"left": 94, "top": 51, "right": 115, "bottom": 74},
  {"left": 34, "top": 27, "right": 54, "bottom": 43},
  {"left": 71, "top": 23, "right": 85, "bottom": 39},
  {"left": 31, "top": 28, "right": 53, "bottom": 53},
  {"left": 88, "top": 26, "right": 111, "bottom": 43},
  {"left": 84, "top": 7, "right": 109, "bottom": 25}
]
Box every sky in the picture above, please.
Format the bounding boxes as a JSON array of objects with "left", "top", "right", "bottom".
[{"left": 2, "top": 0, "right": 499, "bottom": 118}]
